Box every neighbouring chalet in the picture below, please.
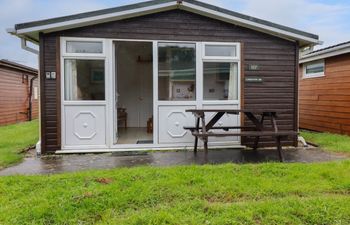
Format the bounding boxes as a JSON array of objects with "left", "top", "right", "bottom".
[
  {"left": 8, "top": 0, "right": 320, "bottom": 154},
  {"left": 0, "top": 60, "right": 38, "bottom": 126},
  {"left": 299, "top": 41, "right": 350, "bottom": 135}
]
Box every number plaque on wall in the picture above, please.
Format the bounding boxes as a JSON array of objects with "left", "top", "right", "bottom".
[
  {"left": 245, "top": 76, "right": 263, "bottom": 83},
  {"left": 248, "top": 64, "right": 260, "bottom": 71}
]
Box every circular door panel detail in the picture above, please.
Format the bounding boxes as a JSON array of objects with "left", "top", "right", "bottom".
[
  {"left": 73, "top": 112, "right": 97, "bottom": 140},
  {"left": 158, "top": 106, "right": 196, "bottom": 144},
  {"left": 166, "top": 111, "right": 187, "bottom": 138}
]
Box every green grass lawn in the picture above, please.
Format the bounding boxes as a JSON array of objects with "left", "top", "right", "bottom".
[
  {"left": 0, "top": 120, "right": 38, "bottom": 169},
  {"left": 1, "top": 123, "right": 349, "bottom": 224},
  {"left": 301, "top": 130, "right": 350, "bottom": 154},
  {"left": 0, "top": 161, "right": 349, "bottom": 224}
]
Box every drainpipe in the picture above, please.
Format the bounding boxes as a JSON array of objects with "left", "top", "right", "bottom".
[{"left": 28, "top": 75, "right": 38, "bottom": 121}]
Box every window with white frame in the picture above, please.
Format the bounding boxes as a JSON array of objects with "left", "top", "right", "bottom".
[
  {"left": 303, "top": 60, "right": 325, "bottom": 78},
  {"left": 158, "top": 42, "right": 196, "bottom": 101},
  {"left": 66, "top": 41, "right": 103, "bottom": 54},
  {"left": 202, "top": 43, "right": 239, "bottom": 101},
  {"left": 62, "top": 38, "right": 106, "bottom": 101}
]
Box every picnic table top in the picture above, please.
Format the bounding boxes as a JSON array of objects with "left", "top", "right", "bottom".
[{"left": 185, "top": 109, "right": 292, "bottom": 114}]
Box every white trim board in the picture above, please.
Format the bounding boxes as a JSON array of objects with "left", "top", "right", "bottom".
[
  {"left": 56, "top": 144, "right": 245, "bottom": 154},
  {"left": 16, "top": 2, "right": 177, "bottom": 35},
  {"left": 12, "top": 1, "right": 319, "bottom": 46},
  {"left": 181, "top": 2, "right": 319, "bottom": 45}
]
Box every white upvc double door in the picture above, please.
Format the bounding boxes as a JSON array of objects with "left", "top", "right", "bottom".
[
  {"left": 155, "top": 41, "right": 241, "bottom": 146},
  {"left": 61, "top": 38, "right": 240, "bottom": 150}
]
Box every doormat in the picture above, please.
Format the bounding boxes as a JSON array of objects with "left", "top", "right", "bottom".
[{"left": 136, "top": 140, "right": 153, "bottom": 144}]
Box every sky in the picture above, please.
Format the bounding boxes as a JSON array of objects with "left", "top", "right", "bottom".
[{"left": 1, "top": 0, "right": 350, "bottom": 68}]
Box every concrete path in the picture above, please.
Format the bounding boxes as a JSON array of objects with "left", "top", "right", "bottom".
[{"left": 0, "top": 148, "right": 346, "bottom": 176}]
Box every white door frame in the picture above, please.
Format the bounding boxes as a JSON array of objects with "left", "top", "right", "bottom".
[
  {"left": 60, "top": 37, "right": 110, "bottom": 150},
  {"left": 60, "top": 37, "right": 241, "bottom": 151}
]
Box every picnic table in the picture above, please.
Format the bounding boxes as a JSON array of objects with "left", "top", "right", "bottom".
[{"left": 184, "top": 109, "right": 298, "bottom": 162}]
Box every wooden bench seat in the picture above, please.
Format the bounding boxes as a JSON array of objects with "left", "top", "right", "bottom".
[
  {"left": 191, "top": 131, "right": 298, "bottom": 138},
  {"left": 184, "top": 126, "right": 250, "bottom": 131},
  {"left": 188, "top": 130, "right": 297, "bottom": 162}
]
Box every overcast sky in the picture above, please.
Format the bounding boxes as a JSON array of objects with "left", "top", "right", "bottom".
[{"left": 1, "top": 0, "right": 350, "bottom": 68}]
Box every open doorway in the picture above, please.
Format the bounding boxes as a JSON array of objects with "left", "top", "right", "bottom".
[{"left": 114, "top": 41, "right": 153, "bottom": 145}]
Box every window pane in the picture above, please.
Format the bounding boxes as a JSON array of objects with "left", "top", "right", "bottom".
[
  {"left": 66, "top": 41, "right": 103, "bottom": 54},
  {"left": 205, "top": 45, "right": 236, "bottom": 57},
  {"left": 203, "top": 62, "right": 238, "bottom": 100},
  {"left": 158, "top": 43, "right": 196, "bottom": 101},
  {"left": 306, "top": 62, "right": 324, "bottom": 74},
  {"left": 64, "top": 59, "right": 105, "bottom": 100}
]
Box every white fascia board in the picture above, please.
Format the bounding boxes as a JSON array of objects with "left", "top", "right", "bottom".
[
  {"left": 6, "top": 28, "right": 16, "bottom": 34},
  {"left": 300, "top": 45, "right": 350, "bottom": 63},
  {"left": 180, "top": 2, "right": 320, "bottom": 45},
  {"left": 15, "top": 0, "right": 319, "bottom": 45},
  {"left": 16, "top": 1, "right": 178, "bottom": 34}
]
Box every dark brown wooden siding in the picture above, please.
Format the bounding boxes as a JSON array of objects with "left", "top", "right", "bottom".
[
  {"left": 41, "top": 9, "right": 298, "bottom": 152},
  {"left": 0, "top": 66, "right": 38, "bottom": 126},
  {"left": 299, "top": 53, "right": 350, "bottom": 135},
  {"left": 40, "top": 34, "right": 60, "bottom": 152}
]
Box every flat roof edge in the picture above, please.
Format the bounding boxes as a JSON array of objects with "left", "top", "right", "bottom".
[
  {"left": 300, "top": 42, "right": 350, "bottom": 63},
  {"left": 15, "top": 0, "right": 173, "bottom": 30},
  {"left": 185, "top": 0, "right": 318, "bottom": 40}
]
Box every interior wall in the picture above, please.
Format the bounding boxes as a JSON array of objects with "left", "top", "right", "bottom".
[{"left": 115, "top": 42, "right": 153, "bottom": 128}]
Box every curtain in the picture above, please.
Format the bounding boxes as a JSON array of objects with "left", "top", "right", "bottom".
[
  {"left": 64, "top": 59, "right": 78, "bottom": 100},
  {"left": 228, "top": 62, "right": 238, "bottom": 100}
]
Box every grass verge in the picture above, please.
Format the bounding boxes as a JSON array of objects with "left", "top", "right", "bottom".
[
  {"left": 0, "top": 161, "right": 349, "bottom": 224},
  {"left": 0, "top": 120, "right": 38, "bottom": 169},
  {"left": 301, "top": 130, "right": 350, "bottom": 153}
]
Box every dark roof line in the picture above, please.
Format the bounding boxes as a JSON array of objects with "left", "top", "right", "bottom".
[
  {"left": 305, "top": 41, "right": 350, "bottom": 55},
  {"left": 185, "top": 0, "right": 318, "bottom": 39},
  {"left": 0, "top": 59, "right": 38, "bottom": 74},
  {"left": 15, "top": 0, "right": 173, "bottom": 30},
  {"left": 14, "top": 0, "right": 318, "bottom": 40}
]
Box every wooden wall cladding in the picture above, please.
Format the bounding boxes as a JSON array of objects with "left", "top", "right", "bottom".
[
  {"left": 40, "top": 34, "right": 60, "bottom": 152},
  {"left": 0, "top": 67, "right": 38, "bottom": 126},
  {"left": 299, "top": 53, "right": 350, "bottom": 135},
  {"left": 41, "top": 9, "right": 298, "bottom": 152}
]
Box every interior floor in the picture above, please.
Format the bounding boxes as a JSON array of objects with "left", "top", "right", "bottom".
[{"left": 117, "top": 128, "right": 153, "bottom": 144}]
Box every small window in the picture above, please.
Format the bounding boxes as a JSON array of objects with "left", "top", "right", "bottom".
[
  {"left": 205, "top": 44, "right": 236, "bottom": 57},
  {"left": 304, "top": 60, "right": 325, "bottom": 78},
  {"left": 33, "top": 87, "right": 38, "bottom": 100},
  {"left": 203, "top": 62, "right": 239, "bottom": 100},
  {"left": 64, "top": 59, "right": 105, "bottom": 101},
  {"left": 66, "top": 41, "right": 103, "bottom": 54}
]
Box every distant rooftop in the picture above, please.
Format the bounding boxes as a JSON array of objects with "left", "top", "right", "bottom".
[
  {"left": 300, "top": 41, "right": 350, "bottom": 63},
  {"left": 0, "top": 59, "right": 38, "bottom": 74},
  {"left": 307, "top": 41, "right": 350, "bottom": 55}
]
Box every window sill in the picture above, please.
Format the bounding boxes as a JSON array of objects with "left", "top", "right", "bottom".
[{"left": 302, "top": 73, "right": 325, "bottom": 79}]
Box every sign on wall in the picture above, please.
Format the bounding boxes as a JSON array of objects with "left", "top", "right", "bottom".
[{"left": 245, "top": 76, "right": 263, "bottom": 83}]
